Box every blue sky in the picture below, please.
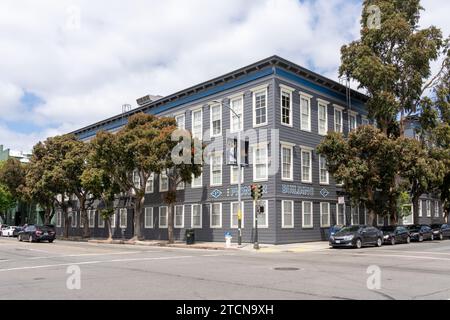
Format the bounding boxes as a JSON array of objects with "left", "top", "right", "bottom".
[{"left": 0, "top": 0, "right": 448, "bottom": 152}]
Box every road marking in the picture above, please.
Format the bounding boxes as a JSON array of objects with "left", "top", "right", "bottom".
[
  {"left": 319, "top": 251, "right": 450, "bottom": 262},
  {"left": 27, "top": 251, "right": 144, "bottom": 259},
  {"left": 375, "top": 249, "right": 450, "bottom": 256}
]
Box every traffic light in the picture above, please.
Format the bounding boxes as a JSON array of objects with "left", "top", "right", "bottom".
[
  {"left": 251, "top": 184, "right": 263, "bottom": 201},
  {"left": 251, "top": 184, "right": 257, "bottom": 200},
  {"left": 258, "top": 185, "right": 263, "bottom": 198}
]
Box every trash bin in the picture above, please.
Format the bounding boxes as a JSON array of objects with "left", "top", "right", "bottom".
[{"left": 186, "top": 229, "right": 195, "bottom": 245}]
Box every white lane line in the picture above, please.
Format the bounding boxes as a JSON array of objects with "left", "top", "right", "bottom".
[
  {"left": 318, "top": 251, "right": 450, "bottom": 262},
  {"left": 26, "top": 251, "right": 144, "bottom": 259},
  {"left": 375, "top": 249, "right": 450, "bottom": 256}
]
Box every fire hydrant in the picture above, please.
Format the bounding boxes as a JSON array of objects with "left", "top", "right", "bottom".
[{"left": 225, "top": 232, "right": 232, "bottom": 248}]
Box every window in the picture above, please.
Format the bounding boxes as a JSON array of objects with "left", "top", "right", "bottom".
[
  {"left": 362, "top": 116, "right": 369, "bottom": 126},
  {"left": 300, "top": 93, "right": 312, "bottom": 131},
  {"left": 145, "top": 173, "right": 154, "bottom": 193},
  {"left": 419, "top": 200, "right": 423, "bottom": 217},
  {"left": 210, "top": 103, "right": 222, "bottom": 137},
  {"left": 230, "top": 166, "right": 244, "bottom": 185},
  {"left": 318, "top": 101, "right": 328, "bottom": 135},
  {"left": 301, "top": 149, "right": 312, "bottom": 183},
  {"left": 334, "top": 106, "right": 343, "bottom": 133},
  {"left": 336, "top": 204, "right": 345, "bottom": 225},
  {"left": 210, "top": 203, "right": 222, "bottom": 228},
  {"left": 210, "top": 152, "right": 223, "bottom": 186},
  {"left": 280, "top": 86, "right": 293, "bottom": 126},
  {"left": 159, "top": 170, "right": 168, "bottom": 192},
  {"left": 119, "top": 208, "right": 127, "bottom": 228},
  {"left": 110, "top": 212, "right": 116, "bottom": 228},
  {"left": 253, "top": 144, "right": 268, "bottom": 181},
  {"left": 231, "top": 202, "right": 244, "bottom": 229},
  {"left": 230, "top": 96, "right": 243, "bottom": 132},
  {"left": 351, "top": 206, "right": 359, "bottom": 225},
  {"left": 253, "top": 200, "right": 268, "bottom": 228},
  {"left": 192, "top": 108, "right": 203, "bottom": 140},
  {"left": 176, "top": 177, "right": 185, "bottom": 190},
  {"left": 98, "top": 211, "right": 105, "bottom": 228},
  {"left": 426, "top": 200, "right": 431, "bottom": 217},
  {"left": 377, "top": 215, "right": 384, "bottom": 226},
  {"left": 281, "top": 144, "right": 293, "bottom": 181},
  {"left": 71, "top": 210, "right": 77, "bottom": 228},
  {"left": 133, "top": 170, "right": 141, "bottom": 189},
  {"left": 364, "top": 206, "right": 369, "bottom": 225},
  {"left": 159, "top": 207, "right": 168, "bottom": 228},
  {"left": 191, "top": 172, "right": 203, "bottom": 188},
  {"left": 144, "top": 207, "right": 153, "bottom": 228},
  {"left": 174, "top": 205, "right": 184, "bottom": 228},
  {"left": 349, "top": 112, "right": 357, "bottom": 131},
  {"left": 252, "top": 87, "right": 267, "bottom": 127},
  {"left": 282, "top": 200, "right": 294, "bottom": 228},
  {"left": 89, "top": 210, "right": 95, "bottom": 228},
  {"left": 56, "top": 211, "right": 62, "bottom": 227},
  {"left": 402, "top": 205, "right": 414, "bottom": 225},
  {"left": 319, "top": 155, "right": 329, "bottom": 185},
  {"left": 320, "top": 203, "right": 330, "bottom": 227},
  {"left": 302, "top": 201, "right": 313, "bottom": 228},
  {"left": 435, "top": 201, "right": 439, "bottom": 217},
  {"left": 175, "top": 113, "right": 185, "bottom": 130},
  {"left": 191, "top": 204, "right": 202, "bottom": 228}
]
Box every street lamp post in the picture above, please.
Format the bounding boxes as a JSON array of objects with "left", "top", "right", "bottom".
[{"left": 212, "top": 100, "right": 242, "bottom": 246}]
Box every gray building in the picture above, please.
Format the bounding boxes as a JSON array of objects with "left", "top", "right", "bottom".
[{"left": 55, "top": 56, "right": 445, "bottom": 243}]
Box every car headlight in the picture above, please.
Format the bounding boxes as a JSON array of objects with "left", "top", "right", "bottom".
[
  {"left": 343, "top": 235, "right": 354, "bottom": 241},
  {"left": 383, "top": 235, "right": 390, "bottom": 239},
  {"left": 330, "top": 236, "right": 334, "bottom": 241}
]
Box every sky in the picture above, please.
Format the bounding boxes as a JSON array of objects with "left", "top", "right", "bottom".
[{"left": 0, "top": 0, "right": 449, "bottom": 153}]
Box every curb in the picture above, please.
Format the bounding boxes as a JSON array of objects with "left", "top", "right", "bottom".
[{"left": 85, "top": 239, "right": 239, "bottom": 251}]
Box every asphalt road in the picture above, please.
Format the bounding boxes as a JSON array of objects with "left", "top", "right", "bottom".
[{"left": 1, "top": 236, "right": 450, "bottom": 300}]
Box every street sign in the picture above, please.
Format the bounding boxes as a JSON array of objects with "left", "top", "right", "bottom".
[{"left": 338, "top": 196, "right": 345, "bottom": 204}]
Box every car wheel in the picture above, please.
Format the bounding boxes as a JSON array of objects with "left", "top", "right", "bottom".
[
  {"left": 18, "top": 235, "right": 22, "bottom": 242},
  {"left": 431, "top": 234, "right": 434, "bottom": 241},
  {"left": 419, "top": 235, "right": 424, "bottom": 242},
  {"left": 29, "top": 235, "right": 33, "bottom": 242},
  {"left": 355, "top": 239, "right": 362, "bottom": 249},
  {"left": 49, "top": 239, "right": 54, "bottom": 243},
  {"left": 439, "top": 233, "right": 443, "bottom": 241},
  {"left": 376, "top": 238, "right": 383, "bottom": 247},
  {"left": 390, "top": 238, "right": 396, "bottom": 245},
  {"left": 406, "top": 236, "right": 411, "bottom": 244}
]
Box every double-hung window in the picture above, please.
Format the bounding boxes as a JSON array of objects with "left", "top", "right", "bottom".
[
  {"left": 174, "top": 205, "right": 184, "bottom": 228},
  {"left": 145, "top": 173, "right": 154, "bottom": 193},
  {"left": 210, "top": 203, "right": 222, "bottom": 228},
  {"left": 98, "top": 211, "right": 104, "bottom": 228},
  {"left": 175, "top": 113, "right": 185, "bottom": 130},
  {"left": 192, "top": 108, "right": 203, "bottom": 140},
  {"left": 159, "top": 207, "right": 168, "bottom": 228},
  {"left": 351, "top": 206, "right": 359, "bottom": 225},
  {"left": 253, "top": 144, "right": 268, "bottom": 181},
  {"left": 434, "top": 201, "right": 439, "bottom": 217},
  {"left": 282, "top": 200, "right": 294, "bottom": 228},
  {"left": 230, "top": 95, "right": 243, "bottom": 132},
  {"left": 302, "top": 201, "right": 313, "bottom": 228},
  {"left": 300, "top": 92, "right": 312, "bottom": 131},
  {"left": 159, "top": 170, "right": 168, "bottom": 192},
  {"left": 281, "top": 143, "right": 293, "bottom": 181},
  {"left": 231, "top": 202, "right": 244, "bottom": 229},
  {"left": 349, "top": 111, "right": 357, "bottom": 131},
  {"left": 88, "top": 210, "right": 95, "bottom": 228},
  {"left": 119, "top": 208, "right": 127, "bottom": 228},
  {"left": 71, "top": 210, "right": 77, "bottom": 228},
  {"left": 362, "top": 116, "right": 369, "bottom": 126},
  {"left": 337, "top": 203, "right": 345, "bottom": 225},
  {"left": 191, "top": 171, "right": 202, "bottom": 188},
  {"left": 253, "top": 200, "right": 268, "bottom": 228},
  {"left": 334, "top": 105, "right": 344, "bottom": 133},
  {"left": 426, "top": 200, "right": 431, "bottom": 217},
  {"left": 210, "top": 103, "right": 222, "bottom": 137},
  {"left": 230, "top": 166, "right": 244, "bottom": 185},
  {"left": 133, "top": 170, "right": 141, "bottom": 189},
  {"left": 252, "top": 86, "right": 268, "bottom": 127},
  {"left": 320, "top": 203, "right": 330, "bottom": 227},
  {"left": 280, "top": 85, "right": 294, "bottom": 126},
  {"left": 419, "top": 200, "right": 423, "bottom": 217},
  {"left": 319, "top": 155, "right": 329, "bottom": 185},
  {"left": 318, "top": 99, "right": 329, "bottom": 135},
  {"left": 210, "top": 152, "right": 222, "bottom": 186},
  {"left": 144, "top": 207, "right": 153, "bottom": 228},
  {"left": 191, "top": 204, "right": 202, "bottom": 228},
  {"left": 301, "top": 148, "right": 312, "bottom": 183}
]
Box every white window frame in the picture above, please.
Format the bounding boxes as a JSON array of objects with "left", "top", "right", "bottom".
[
  {"left": 230, "top": 166, "right": 244, "bottom": 185},
  {"left": 300, "top": 147, "right": 313, "bottom": 183},
  {"left": 110, "top": 212, "right": 116, "bottom": 228},
  {"left": 320, "top": 202, "right": 330, "bottom": 227},
  {"left": 361, "top": 116, "right": 369, "bottom": 126},
  {"left": 71, "top": 210, "right": 77, "bottom": 228},
  {"left": 280, "top": 85, "right": 294, "bottom": 127},
  {"left": 98, "top": 210, "right": 104, "bottom": 228},
  {"left": 319, "top": 155, "right": 329, "bottom": 185},
  {"left": 210, "top": 202, "right": 222, "bottom": 228},
  {"left": 426, "top": 200, "right": 431, "bottom": 217},
  {"left": 210, "top": 152, "right": 223, "bottom": 186},
  {"left": 175, "top": 113, "right": 186, "bottom": 130},
  {"left": 159, "top": 171, "right": 169, "bottom": 192},
  {"left": 210, "top": 102, "right": 222, "bottom": 137},
  {"left": 144, "top": 207, "right": 153, "bottom": 228},
  {"left": 317, "top": 99, "right": 329, "bottom": 136},
  {"left": 377, "top": 215, "right": 384, "bottom": 226},
  {"left": 300, "top": 92, "right": 312, "bottom": 132},
  {"left": 56, "top": 210, "right": 62, "bottom": 227},
  {"left": 351, "top": 206, "right": 359, "bottom": 225},
  {"left": 281, "top": 143, "right": 294, "bottom": 181},
  {"left": 348, "top": 111, "right": 358, "bottom": 132},
  {"left": 174, "top": 205, "right": 184, "bottom": 228},
  {"left": 159, "top": 206, "right": 168, "bottom": 228},
  {"left": 419, "top": 200, "right": 423, "bottom": 217},
  {"left": 191, "top": 172, "right": 203, "bottom": 188},
  {"left": 253, "top": 200, "right": 268, "bottom": 228},
  {"left": 88, "top": 210, "right": 95, "bottom": 228},
  {"left": 192, "top": 108, "right": 203, "bottom": 140},
  {"left": 191, "top": 204, "right": 202, "bottom": 229},
  {"left": 334, "top": 105, "right": 344, "bottom": 133},
  {"left": 302, "top": 201, "right": 313, "bottom": 228},
  {"left": 434, "top": 201, "right": 440, "bottom": 218},
  {"left": 119, "top": 208, "right": 127, "bottom": 228},
  {"left": 282, "top": 200, "right": 294, "bottom": 228},
  {"left": 252, "top": 85, "right": 268, "bottom": 127},
  {"left": 336, "top": 203, "right": 346, "bottom": 225},
  {"left": 253, "top": 143, "right": 269, "bottom": 182},
  {"left": 230, "top": 94, "right": 244, "bottom": 133},
  {"left": 145, "top": 173, "right": 154, "bottom": 194},
  {"left": 230, "top": 201, "right": 245, "bottom": 229}
]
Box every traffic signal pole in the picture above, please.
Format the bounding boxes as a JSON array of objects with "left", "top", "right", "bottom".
[
  {"left": 237, "top": 116, "right": 242, "bottom": 246},
  {"left": 254, "top": 199, "right": 259, "bottom": 250}
]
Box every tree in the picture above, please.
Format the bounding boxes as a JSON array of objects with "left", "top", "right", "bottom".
[
  {"left": 0, "top": 183, "right": 15, "bottom": 223},
  {"left": 0, "top": 158, "right": 26, "bottom": 200},
  {"left": 340, "top": 0, "right": 446, "bottom": 136}
]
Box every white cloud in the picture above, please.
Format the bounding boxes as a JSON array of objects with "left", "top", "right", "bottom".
[{"left": 0, "top": 0, "right": 448, "bottom": 153}]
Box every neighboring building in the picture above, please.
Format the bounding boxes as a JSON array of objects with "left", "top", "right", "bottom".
[
  {"left": 55, "top": 56, "right": 445, "bottom": 243},
  {"left": 0, "top": 145, "right": 9, "bottom": 161}
]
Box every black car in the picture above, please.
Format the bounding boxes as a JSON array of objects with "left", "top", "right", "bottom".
[
  {"left": 430, "top": 224, "right": 450, "bottom": 240},
  {"left": 381, "top": 226, "right": 411, "bottom": 245},
  {"left": 18, "top": 225, "right": 56, "bottom": 243},
  {"left": 12, "top": 226, "right": 23, "bottom": 237},
  {"left": 330, "top": 225, "right": 383, "bottom": 249},
  {"left": 407, "top": 224, "right": 433, "bottom": 242}
]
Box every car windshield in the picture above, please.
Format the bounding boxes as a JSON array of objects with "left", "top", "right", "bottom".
[
  {"left": 408, "top": 226, "right": 420, "bottom": 232},
  {"left": 381, "top": 226, "right": 396, "bottom": 232},
  {"left": 430, "top": 224, "right": 441, "bottom": 229},
  {"left": 338, "top": 226, "right": 361, "bottom": 233}
]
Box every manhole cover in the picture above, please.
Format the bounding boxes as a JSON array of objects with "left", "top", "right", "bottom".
[
  {"left": 33, "top": 277, "right": 45, "bottom": 281},
  {"left": 273, "top": 267, "right": 299, "bottom": 271}
]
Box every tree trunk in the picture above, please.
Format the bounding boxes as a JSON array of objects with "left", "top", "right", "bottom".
[
  {"left": 63, "top": 207, "right": 69, "bottom": 238},
  {"left": 44, "top": 206, "right": 52, "bottom": 224},
  {"left": 367, "top": 208, "right": 376, "bottom": 226},
  {"left": 132, "top": 195, "right": 144, "bottom": 240},
  {"left": 168, "top": 203, "right": 175, "bottom": 244},
  {"left": 80, "top": 197, "right": 90, "bottom": 238},
  {"left": 107, "top": 217, "right": 113, "bottom": 241},
  {"left": 412, "top": 195, "right": 420, "bottom": 225}
]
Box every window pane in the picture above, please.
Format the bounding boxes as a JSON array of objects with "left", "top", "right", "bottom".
[
  {"left": 255, "top": 91, "right": 266, "bottom": 125},
  {"left": 282, "top": 146, "right": 292, "bottom": 179},
  {"left": 281, "top": 91, "right": 291, "bottom": 125},
  {"left": 231, "top": 98, "right": 243, "bottom": 131}
]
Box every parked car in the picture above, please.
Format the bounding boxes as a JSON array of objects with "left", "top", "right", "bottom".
[
  {"left": 407, "top": 224, "right": 434, "bottom": 242},
  {"left": 430, "top": 224, "right": 450, "bottom": 240},
  {"left": 328, "top": 225, "right": 343, "bottom": 240},
  {"left": 1, "top": 226, "right": 18, "bottom": 237},
  {"left": 330, "top": 225, "right": 383, "bottom": 249},
  {"left": 12, "top": 226, "right": 23, "bottom": 237},
  {"left": 380, "top": 226, "right": 411, "bottom": 245},
  {"left": 17, "top": 225, "right": 56, "bottom": 243}
]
